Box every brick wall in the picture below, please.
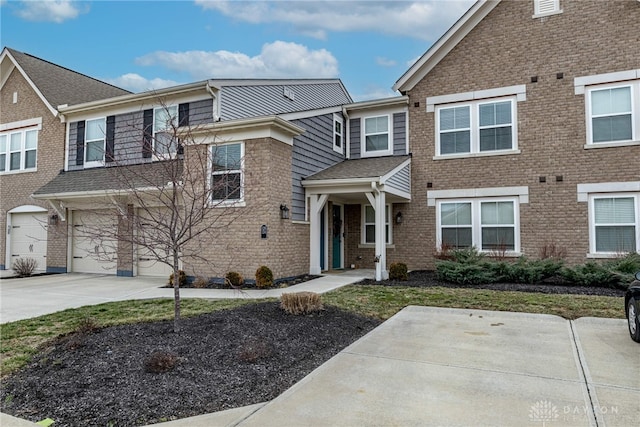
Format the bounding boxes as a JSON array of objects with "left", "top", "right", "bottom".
[
  {"left": 0, "top": 68, "right": 67, "bottom": 271},
  {"left": 398, "top": 0, "right": 640, "bottom": 269}
]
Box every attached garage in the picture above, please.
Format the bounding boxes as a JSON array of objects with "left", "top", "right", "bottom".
[
  {"left": 71, "top": 210, "right": 117, "bottom": 274},
  {"left": 136, "top": 209, "right": 174, "bottom": 277},
  {"left": 7, "top": 208, "right": 47, "bottom": 271}
]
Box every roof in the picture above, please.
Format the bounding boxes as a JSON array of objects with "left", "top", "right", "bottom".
[
  {"left": 2, "top": 47, "right": 130, "bottom": 111},
  {"left": 304, "top": 155, "right": 411, "bottom": 182},
  {"left": 217, "top": 79, "right": 353, "bottom": 120},
  {"left": 33, "top": 161, "right": 181, "bottom": 198},
  {"left": 393, "top": 0, "right": 500, "bottom": 93}
]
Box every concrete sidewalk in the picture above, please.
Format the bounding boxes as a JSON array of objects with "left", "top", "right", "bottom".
[
  {"left": 0, "top": 271, "right": 370, "bottom": 324},
  {"left": 152, "top": 307, "right": 639, "bottom": 427}
]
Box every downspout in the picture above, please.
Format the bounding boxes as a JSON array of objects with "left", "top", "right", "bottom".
[
  {"left": 342, "top": 106, "right": 350, "bottom": 159},
  {"left": 206, "top": 81, "right": 220, "bottom": 122}
]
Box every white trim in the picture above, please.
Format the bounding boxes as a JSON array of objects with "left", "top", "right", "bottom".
[
  {"left": 428, "top": 186, "right": 529, "bottom": 207},
  {"left": 83, "top": 117, "right": 106, "bottom": 168},
  {"left": 574, "top": 69, "right": 640, "bottom": 95},
  {"left": 577, "top": 181, "right": 640, "bottom": 202},
  {"left": 209, "top": 141, "right": 245, "bottom": 205},
  {"left": 0, "top": 117, "right": 42, "bottom": 132},
  {"left": 426, "top": 84, "right": 526, "bottom": 113},
  {"left": 362, "top": 204, "right": 391, "bottom": 245},
  {"left": 360, "top": 114, "right": 393, "bottom": 158},
  {"left": 583, "top": 81, "right": 639, "bottom": 146},
  {"left": 189, "top": 116, "right": 303, "bottom": 147},
  {"left": 332, "top": 113, "right": 344, "bottom": 154},
  {"left": 7, "top": 205, "right": 47, "bottom": 214},
  {"left": 279, "top": 105, "right": 343, "bottom": 121},
  {"left": 5, "top": 205, "right": 48, "bottom": 270},
  {"left": 587, "top": 193, "right": 639, "bottom": 255},
  {"left": 1, "top": 126, "right": 39, "bottom": 174}
]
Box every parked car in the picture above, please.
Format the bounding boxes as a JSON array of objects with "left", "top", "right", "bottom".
[{"left": 625, "top": 271, "right": 640, "bottom": 343}]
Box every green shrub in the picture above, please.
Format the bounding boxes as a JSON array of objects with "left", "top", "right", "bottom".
[
  {"left": 435, "top": 260, "right": 496, "bottom": 285},
  {"left": 605, "top": 252, "right": 640, "bottom": 274},
  {"left": 255, "top": 266, "right": 274, "bottom": 288},
  {"left": 389, "top": 262, "right": 408, "bottom": 281},
  {"left": 168, "top": 270, "right": 187, "bottom": 287},
  {"left": 450, "top": 247, "right": 485, "bottom": 264},
  {"left": 225, "top": 271, "right": 244, "bottom": 288}
]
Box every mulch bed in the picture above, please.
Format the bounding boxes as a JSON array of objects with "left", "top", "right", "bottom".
[
  {"left": 164, "top": 274, "right": 321, "bottom": 289},
  {"left": 0, "top": 302, "right": 379, "bottom": 427},
  {"left": 358, "top": 270, "right": 626, "bottom": 297}
]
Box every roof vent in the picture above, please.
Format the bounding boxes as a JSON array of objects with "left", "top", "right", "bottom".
[{"left": 283, "top": 87, "right": 295, "bottom": 101}]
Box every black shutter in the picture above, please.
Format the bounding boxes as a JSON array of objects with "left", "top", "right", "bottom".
[
  {"left": 76, "top": 120, "right": 85, "bottom": 166},
  {"left": 142, "top": 109, "right": 153, "bottom": 158},
  {"left": 177, "top": 103, "right": 189, "bottom": 155},
  {"left": 178, "top": 103, "right": 190, "bottom": 126},
  {"left": 105, "top": 115, "right": 115, "bottom": 163}
]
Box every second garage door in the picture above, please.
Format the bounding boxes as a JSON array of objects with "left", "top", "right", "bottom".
[
  {"left": 72, "top": 210, "right": 117, "bottom": 274},
  {"left": 136, "top": 210, "right": 174, "bottom": 277},
  {"left": 9, "top": 211, "right": 47, "bottom": 271}
]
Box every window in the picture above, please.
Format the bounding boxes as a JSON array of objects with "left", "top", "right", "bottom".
[
  {"left": 154, "top": 106, "right": 178, "bottom": 157},
  {"left": 438, "top": 198, "right": 519, "bottom": 252},
  {"left": 362, "top": 115, "right": 391, "bottom": 157},
  {"left": 587, "top": 83, "right": 637, "bottom": 144},
  {"left": 0, "top": 128, "right": 38, "bottom": 173},
  {"left": 85, "top": 118, "right": 105, "bottom": 165},
  {"left": 333, "top": 113, "right": 344, "bottom": 154},
  {"left": 211, "top": 143, "right": 243, "bottom": 202},
  {"left": 362, "top": 204, "right": 390, "bottom": 244},
  {"left": 436, "top": 98, "right": 516, "bottom": 156},
  {"left": 590, "top": 195, "right": 638, "bottom": 254}
]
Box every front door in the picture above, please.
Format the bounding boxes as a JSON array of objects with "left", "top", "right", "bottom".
[{"left": 332, "top": 204, "right": 342, "bottom": 269}]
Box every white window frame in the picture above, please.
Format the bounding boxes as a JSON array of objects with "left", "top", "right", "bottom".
[
  {"left": 436, "top": 197, "right": 521, "bottom": 254},
  {"left": 209, "top": 142, "right": 245, "bottom": 206},
  {"left": 361, "top": 204, "right": 391, "bottom": 245},
  {"left": 587, "top": 193, "right": 640, "bottom": 257},
  {"left": 0, "top": 128, "right": 38, "bottom": 174},
  {"left": 361, "top": 114, "right": 392, "bottom": 158},
  {"left": 153, "top": 105, "right": 178, "bottom": 159},
  {"left": 84, "top": 117, "right": 106, "bottom": 168},
  {"left": 585, "top": 81, "right": 639, "bottom": 147},
  {"left": 333, "top": 113, "right": 344, "bottom": 154},
  {"left": 435, "top": 96, "right": 518, "bottom": 158}
]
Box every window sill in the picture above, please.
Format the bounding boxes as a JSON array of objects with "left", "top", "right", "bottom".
[
  {"left": 584, "top": 140, "right": 640, "bottom": 150},
  {"left": 586, "top": 252, "right": 637, "bottom": 259},
  {"left": 433, "top": 149, "right": 520, "bottom": 160},
  {"left": 292, "top": 220, "right": 310, "bottom": 225},
  {"left": 482, "top": 251, "right": 522, "bottom": 258},
  {"left": 361, "top": 150, "right": 393, "bottom": 158},
  {"left": 358, "top": 243, "right": 395, "bottom": 249},
  {"left": 532, "top": 9, "right": 562, "bottom": 19},
  {"left": 0, "top": 168, "right": 37, "bottom": 175},
  {"left": 210, "top": 200, "right": 246, "bottom": 208}
]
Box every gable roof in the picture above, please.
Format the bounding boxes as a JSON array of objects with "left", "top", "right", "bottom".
[
  {"left": 1, "top": 47, "right": 130, "bottom": 116},
  {"left": 393, "top": 0, "right": 500, "bottom": 93},
  {"left": 304, "top": 155, "right": 410, "bottom": 182},
  {"left": 214, "top": 79, "right": 353, "bottom": 120}
]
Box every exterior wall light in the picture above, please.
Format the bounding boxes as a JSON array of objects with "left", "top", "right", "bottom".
[
  {"left": 49, "top": 214, "right": 59, "bottom": 226},
  {"left": 280, "top": 204, "right": 290, "bottom": 220},
  {"left": 395, "top": 211, "right": 403, "bottom": 224}
]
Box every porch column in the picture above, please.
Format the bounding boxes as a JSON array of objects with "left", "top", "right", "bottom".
[
  {"left": 374, "top": 189, "right": 388, "bottom": 281},
  {"left": 309, "top": 194, "right": 328, "bottom": 275}
]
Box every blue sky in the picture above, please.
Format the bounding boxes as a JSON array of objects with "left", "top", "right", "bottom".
[{"left": 1, "top": 0, "right": 475, "bottom": 101}]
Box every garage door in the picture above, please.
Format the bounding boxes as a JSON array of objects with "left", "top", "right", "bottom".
[
  {"left": 72, "top": 210, "right": 117, "bottom": 274},
  {"left": 10, "top": 212, "right": 47, "bottom": 270},
  {"left": 136, "top": 209, "right": 174, "bottom": 277}
]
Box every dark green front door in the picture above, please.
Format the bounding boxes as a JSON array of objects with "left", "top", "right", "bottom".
[{"left": 332, "top": 205, "right": 342, "bottom": 269}]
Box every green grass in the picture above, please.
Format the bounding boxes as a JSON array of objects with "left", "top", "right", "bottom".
[
  {"left": 0, "top": 286, "right": 625, "bottom": 377},
  {"left": 0, "top": 298, "right": 262, "bottom": 377},
  {"left": 323, "top": 285, "right": 624, "bottom": 321}
]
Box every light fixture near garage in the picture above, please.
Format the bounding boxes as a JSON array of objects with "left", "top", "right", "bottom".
[
  {"left": 395, "top": 211, "right": 403, "bottom": 224},
  {"left": 280, "top": 204, "right": 290, "bottom": 220},
  {"left": 49, "top": 214, "right": 59, "bottom": 226}
]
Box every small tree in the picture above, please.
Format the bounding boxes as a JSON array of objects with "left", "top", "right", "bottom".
[{"left": 68, "top": 100, "right": 250, "bottom": 332}]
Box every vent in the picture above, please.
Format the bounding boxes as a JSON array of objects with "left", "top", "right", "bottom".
[
  {"left": 283, "top": 87, "right": 295, "bottom": 101},
  {"left": 534, "top": 0, "right": 560, "bottom": 16}
]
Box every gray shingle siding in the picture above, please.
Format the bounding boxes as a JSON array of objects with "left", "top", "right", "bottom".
[
  {"left": 68, "top": 122, "right": 81, "bottom": 171},
  {"left": 189, "top": 99, "right": 214, "bottom": 126},
  {"left": 291, "top": 114, "right": 345, "bottom": 221},
  {"left": 393, "top": 112, "right": 407, "bottom": 155},
  {"left": 385, "top": 163, "right": 410, "bottom": 194},
  {"left": 349, "top": 118, "right": 361, "bottom": 159}
]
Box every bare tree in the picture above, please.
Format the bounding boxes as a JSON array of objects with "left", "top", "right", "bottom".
[{"left": 68, "top": 100, "right": 249, "bottom": 332}]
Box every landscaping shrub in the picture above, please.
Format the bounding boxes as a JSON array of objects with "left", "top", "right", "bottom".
[
  {"left": 389, "top": 262, "right": 409, "bottom": 281},
  {"left": 255, "top": 266, "right": 273, "bottom": 288},
  {"left": 280, "top": 292, "right": 323, "bottom": 315},
  {"left": 12, "top": 257, "right": 37, "bottom": 277},
  {"left": 192, "top": 276, "right": 209, "bottom": 288},
  {"left": 167, "top": 270, "right": 187, "bottom": 287},
  {"left": 435, "top": 260, "right": 497, "bottom": 285},
  {"left": 238, "top": 339, "right": 272, "bottom": 363},
  {"left": 144, "top": 350, "right": 180, "bottom": 373},
  {"left": 225, "top": 271, "right": 244, "bottom": 288}
]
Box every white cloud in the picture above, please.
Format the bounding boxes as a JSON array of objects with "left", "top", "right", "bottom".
[
  {"left": 195, "top": 0, "right": 475, "bottom": 41},
  {"left": 16, "top": 0, "right": 83, "bottom": 23},
  {"left": 376, "top": 57, "right": 397, "bottom": 67},
  {"left": 104, "top": 73, "right": 180, "bottom": 93},
  {"left": 135, "top": 41, "right": 339, "bottom": 80}
]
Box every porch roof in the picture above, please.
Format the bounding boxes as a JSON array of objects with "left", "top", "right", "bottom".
[
  {"left": 32, "top": 161, "right": 182, "bottom": 200},
  {"left": 303, "top": 155, "right": 410, "bottom": 182}
]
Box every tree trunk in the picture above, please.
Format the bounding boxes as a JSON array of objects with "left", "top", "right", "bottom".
[{"left": 173, "top": 261, "right": 181, "bottom": 333}]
